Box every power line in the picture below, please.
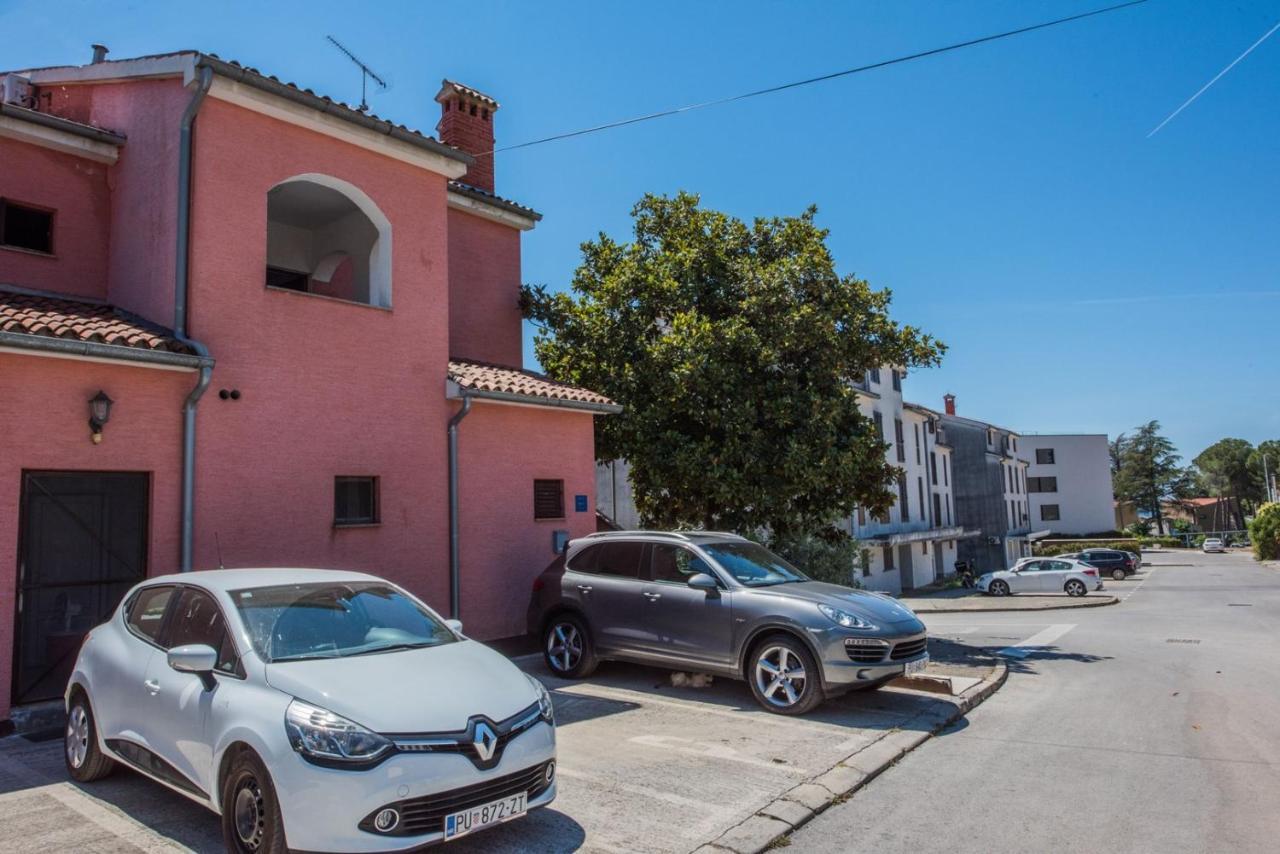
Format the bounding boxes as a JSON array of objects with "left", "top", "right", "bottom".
[
  {"left": 1147, "top": 17, "right": 1280, "bottom": 138},
  {"left": 491, "top": 0, "right": 1150, "bottom": 155}
]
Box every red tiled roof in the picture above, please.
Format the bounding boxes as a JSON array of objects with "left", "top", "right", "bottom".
[
  {"left": 0, "top": 287, "right": 195, "bottom": 354},
  {"left": 438, "top": 79, "right": 500, "bottom": 109},
  {"left": 448, "top": 359, "right": 616, "bottom": 409}
]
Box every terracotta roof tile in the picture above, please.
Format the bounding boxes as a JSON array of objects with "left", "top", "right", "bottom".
[
  {"left": 438, "top": 79, "right": 500, "bottom": 109},
  {"left": 448, "top": 180, "right": 542, "bottom": 221},
  {"left": 0, "top": 287, "right": 195, "bottom": 354},
  {"left": 448, "top": 358, "right": 616, "bottom": 408}
]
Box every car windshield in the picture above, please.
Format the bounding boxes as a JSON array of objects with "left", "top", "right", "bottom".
[
  {"left": 700, "top": 542, "right": 808, "bottom": 587},
  {"left": 230, "top": 581, "right": 456, "bottom": 663}
]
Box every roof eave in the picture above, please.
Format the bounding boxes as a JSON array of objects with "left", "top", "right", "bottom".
[
  {"left": 447, "top": 380, "right": 621, "bottom": 414},
  {"left": 0, "top": 329, "right": 213, "bottom": 371}
]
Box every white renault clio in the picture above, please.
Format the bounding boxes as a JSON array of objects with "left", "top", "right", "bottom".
[{"left": 64, "top": 569, "right": 556, "bottom": 853}]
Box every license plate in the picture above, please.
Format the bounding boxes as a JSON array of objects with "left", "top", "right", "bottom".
[
  {"left": 903, "top": 654, "right": 929, "bottom": 676},
  {"left": 444, "top": 792, "right": 527, "bottom": 840}
]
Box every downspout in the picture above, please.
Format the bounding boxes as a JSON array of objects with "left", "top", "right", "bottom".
[
  {"left": 447, "top": 395, "right": 474, "bottom": 618},
  {"left": 175, "top": 65, "right": 214, "bottom": 572}
]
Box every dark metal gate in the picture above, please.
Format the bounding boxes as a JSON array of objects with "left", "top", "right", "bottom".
[{"left": 13, "top": 472, "right": 148, "bottom": 706}]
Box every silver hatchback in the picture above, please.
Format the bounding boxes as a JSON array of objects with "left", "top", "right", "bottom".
[{"left": 527, "top": 531, "right": 928, "bottom": 715}]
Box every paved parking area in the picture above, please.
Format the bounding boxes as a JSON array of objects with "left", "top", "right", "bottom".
[{"left": 0, "top": 653, "right": 997, "bottom": 854}]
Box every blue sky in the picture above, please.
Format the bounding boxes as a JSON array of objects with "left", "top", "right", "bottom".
[{"left": 3, "top": 0, "right": 1277, "bottom": 461}]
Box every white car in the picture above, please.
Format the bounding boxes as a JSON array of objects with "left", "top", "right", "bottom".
[
  {"left": 1202, "top": 538, "right": 1225, "bottom": 553},
  {"left": 64, "top": 569, "right": 556, "bottom": 853},
  {"left": 975, "top": 557, "right": 1104, "bottom": 597}
]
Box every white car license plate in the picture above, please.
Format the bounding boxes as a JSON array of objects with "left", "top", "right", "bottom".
[
  {"left": 444, "top": 792, "right": 527, "bottom": 840},
  {"left": 903, "top": 654, "right": 929, "bottom": 676}
]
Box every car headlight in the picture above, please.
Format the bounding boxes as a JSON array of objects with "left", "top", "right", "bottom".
[
  {"left": 818, "top": 603, "right": 877, "bottom": 630},
  {"left": 527, "top": 674, "right": 554, "bottom": 724},
  {"left": 285, "top": 699, "right": 393, "bottom": 765}
]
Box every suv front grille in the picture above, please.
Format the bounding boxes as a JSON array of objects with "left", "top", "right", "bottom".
[
  {"left": 844, "top": 639, "right": 889, "bottom": 663},
  {"left": 890, "top": 637, "right": 928, "bottom": 660},
  {"left": 360, "top": 762, "right": 552, "bottom": 836}
]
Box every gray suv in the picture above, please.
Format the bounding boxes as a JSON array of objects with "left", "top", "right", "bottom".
[{"left": 527, "top": 531, "right": 928, "bottom": 715}]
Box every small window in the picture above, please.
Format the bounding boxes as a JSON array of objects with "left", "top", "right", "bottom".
[
  {"left": 873, "top": 411, "right": 884, "bottom": 441},
  {"left": 335, "top": 476, "right": 379, "bottom": 525},
  {"left": 898, "top": 472, "right": 910, "bottom": 522},
  {"left": 894, "top": 419, "right": 906, "bottom": 462},
  {"left": 882, "top": 545, "right": 895, "bottom": 570},
  {"left": 869, "top": 367, "right": 881, "bottom": 384},
  {"left": 1041, "top": 504, "right": 1061, "bottom": 521},
  {"left": 1, "top": 199, "right": 53, "bottom": 254},
  {"left": 595, "top": 542, "right": 644, "bottom": 578},
  {"left": 891, "top": 370, "right": 902, "bottom": 392},
  {"left": 860, "top": 549, "right": 871, "bottom": 578},
  {"left": 533, "top": 479, "right": 565, "bottom": 520},
  {"left": 126, "top": 586, "right": 176, "bottom": 644},
  {"left": 164, "top": 588, "right": 240, "bottom": 675},
  {"left": 1036, "top": 448, "right": 1056, "bottom": 465}
]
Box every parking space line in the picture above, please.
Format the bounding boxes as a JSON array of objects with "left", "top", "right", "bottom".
[
  {"left": 1116, "top": 565, "right": 1160, "bottom": 602},
  {"left": 997, "top": 623, "right": 1076, "bottom": 658},
  {"left": 556, "top": 767, "right": 746, "bottom": 841},
  {"left": 628, "top": 734, "right": 812, "bottom": 775}
]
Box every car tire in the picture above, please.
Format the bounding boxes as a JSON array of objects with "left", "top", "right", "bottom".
[
  {"left": 1112, "top": 568, "right": 1127, "bottom": 581},
  {"left": 747, "top": 634, "right": 825, "bottom": 716},
  {"left": 542, "top": 613, "right": 598, "bottom": 678},
  {"left": 64, "top": 689, "right": 115, "bottom": 783},
  {"left": 221, "top": 748, "right": 288, "bottom": 854},
  {"left": 989, "top": 579, "right": 1010, "bottom": 597},
  {"left": 1065, "top": 579, "right": 1087, "bottom": 597}
]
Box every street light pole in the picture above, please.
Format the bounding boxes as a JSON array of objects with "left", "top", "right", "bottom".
[{"left": 1264, "top": 454, "right": 1275, "bottom": 504}]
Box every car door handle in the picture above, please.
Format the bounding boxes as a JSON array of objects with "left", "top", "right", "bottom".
[
  {"left": 144, "top": 679, "right": 161, "bottom": 695},
  {"left": 577, "top": 584, "right": 593, "bottom": 593},
  {"left": 643, "top": 592, "right": 662, "bottom": 601}
]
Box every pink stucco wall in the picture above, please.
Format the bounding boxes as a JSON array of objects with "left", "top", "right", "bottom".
[
  {"left": 456, "top": 402, "right": 598, "bottom": 639},
  {"left": 447, "top": 208, "right": 523, "bottom": 367},
  {"left": 0, "top": 354, "right": 187, "bottom": 721},
  {"left": 0, "top": 137, "right": 111, "bottom": 299}
]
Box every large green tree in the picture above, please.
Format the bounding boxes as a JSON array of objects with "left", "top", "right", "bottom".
[
  {"left": 522, "top": 192, "right": 944, "bottom": 536},
  {"left": 1193, "top": 438, "right": 1261, "bottom": 528},
  {"left": 1249, "top": 440, "right": 1280, "bottom": 504},
  {"left": 1113, "top": 421, "right": 1184, "bottom": 533}
]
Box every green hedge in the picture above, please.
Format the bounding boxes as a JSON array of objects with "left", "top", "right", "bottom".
[
  {"left": 1249, "top": 502, "right": 1280, "bottom": 561},
  {"left": 1034, "top": 539, "right": 1140, "bottom": 556}
]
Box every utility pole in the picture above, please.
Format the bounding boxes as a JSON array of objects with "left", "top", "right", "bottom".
[{"left": 1265, "top": 454, "right": 1275, "bottom": 504}]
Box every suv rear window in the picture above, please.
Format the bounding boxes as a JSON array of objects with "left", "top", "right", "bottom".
[{"left": 567, "top": 542, "right": 644, "bottom": 578}]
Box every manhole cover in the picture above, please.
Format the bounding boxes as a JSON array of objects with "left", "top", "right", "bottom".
[{"left": 1166, "top": 638, "right": 1201, "bottom": 644}]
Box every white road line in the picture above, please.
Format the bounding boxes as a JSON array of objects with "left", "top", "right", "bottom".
[
  {"left": 1116, "top": 565, "right": 1160, "bottom": 602},
  {"left": 997, "top": 623, "right": 1076, "bottom": 658}
]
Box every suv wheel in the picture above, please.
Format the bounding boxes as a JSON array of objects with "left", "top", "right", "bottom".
[
  {"left": 65, "top": 690, "right": 115, "bottom": 782},
  {"left": 221, "top": 749, "right": 287, "bottom": 854},
  {"left": 543, "top": 614, "right": 597, "bottom": 678},
  {"left": 1112, "top": 568, "right": 1127, "bottom": 581},
  {"left": 747, "top": 635, "right": 824, "bottom": 716}
]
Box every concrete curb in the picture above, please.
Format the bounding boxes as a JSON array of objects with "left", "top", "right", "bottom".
[
  {"left": 693, "top": 663, "right": 1010, "bottom": 854},
  {"left": 904, "top": 595, "right": 1119, "bottom": 614}
]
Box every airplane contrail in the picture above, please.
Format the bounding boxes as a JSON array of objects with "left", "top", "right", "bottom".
[{"left": 1148, "top": 18, "right": 1280, "bottom": 137}]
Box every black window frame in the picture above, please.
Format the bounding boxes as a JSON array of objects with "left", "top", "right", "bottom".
[
  {"left": 898, "top": 471, "right": 910, "bottom": 522},
  {"left": 1040, "top": 504, "right": 1061, "bottom": 521},
  {"left": 648, "top": 543, "right": 720, "bottom": 587},
  {"left": 869, "top": 367, "right": 881, "bottom": 384},
  {"left": 594, "top": 541, "right": 645, "bottom": 579},
  {"left": 0, "top": 197, "right": 55, "bottom": 255},
  {"left": 891, "top": 370, "right": 902, "bottom": 391},
  {"left": 533, "top": 478, "right": 565, "bottom": 521},
  {"left": 124, "top": 584, "right": 179, "bottom": 649},
  {"left": 894, "top": 419, "right": 906, "bottom": 462},
  {"left": 334, "top": 475, "right": 380, "bottom": 526},
  {"left": 1036, "top": 448, "right": 1056, "bottom": 465}
]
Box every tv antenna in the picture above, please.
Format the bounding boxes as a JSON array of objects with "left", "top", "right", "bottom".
[{"left": 326, "top": 35, "right": 388, "bottom": 112}]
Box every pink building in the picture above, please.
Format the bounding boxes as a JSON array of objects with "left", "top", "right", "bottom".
[{"left": 0, "top": 49, "right": 616, "bottom": 728}]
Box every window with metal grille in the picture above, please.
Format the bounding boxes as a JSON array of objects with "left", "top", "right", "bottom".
[
  {"left": 334, "top": 476, "right": 379, "bottom": 525},
  {"left": 533, "top": 479, "right": 565, "bottom": 520},
  {"left": 1036, "top": 448, "right": 1056, "bottom": 464},
  {"left": 1028, "top": 476, "right": 1058, "bottom": 493},
  {"left": 1, "top": 199, "right": 53, "bottom": 254}
]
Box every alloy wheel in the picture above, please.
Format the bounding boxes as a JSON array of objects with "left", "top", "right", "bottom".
[
  {"left": 546, "top": 623, "right": 582, "bottom": 673},
  {"left": 1066, "top": 580, "right": 1086, "bottom": 597},
  {"left": 754, "top": 645, "right": 808, "bottom": 709},
  {"left": 233, "top": 777, "right": 266, "bottom": 851},
  {"left": 65, "top": 704, "right": 89, "bottom": 769}
]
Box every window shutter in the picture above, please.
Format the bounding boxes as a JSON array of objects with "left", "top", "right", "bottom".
[{"left": 534, "top": 479, "right": 565, "bottom": 520}]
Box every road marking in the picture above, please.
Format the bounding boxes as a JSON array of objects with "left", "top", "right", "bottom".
[
  {"left": 627, "top": 734, "right": 811, "bottom": 775},
  {"left": 998, "top": 623, "right": 1075, "bottom": 658},
  {"left": 1115, "top": 565, "right": 1159, "bottom": 602},
  {"left": 556, "top": 766, "right": 747, "bottom": 829}
]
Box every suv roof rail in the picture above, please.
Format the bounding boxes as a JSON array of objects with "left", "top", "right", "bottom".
[{"left": 577, "top": 529, "right": 749, "bottom": 542}]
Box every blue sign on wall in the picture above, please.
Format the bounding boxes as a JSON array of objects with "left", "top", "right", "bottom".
[{"left": 574, "top": 494, "right": 588, "bottom": 513}]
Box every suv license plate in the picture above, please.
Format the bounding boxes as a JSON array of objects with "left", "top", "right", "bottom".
[
  {"left": 444, "top": 792, "right": 527, "bottom": 840},
  {"left": 903, "top": 655, "right": 929, "bottom": 677}
]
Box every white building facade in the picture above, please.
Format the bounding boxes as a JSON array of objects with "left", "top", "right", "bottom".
[{"left": 1018, "top": 434, "right": 1116, "bottom": 535}]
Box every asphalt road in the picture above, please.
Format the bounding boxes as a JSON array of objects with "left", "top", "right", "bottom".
[{"left": 788, "top": 550, "right": 1280, "bottom": 854}]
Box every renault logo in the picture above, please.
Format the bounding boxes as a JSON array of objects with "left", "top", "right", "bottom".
[{"left": 473, "top": 721, "right": 498, "bottom": 762}]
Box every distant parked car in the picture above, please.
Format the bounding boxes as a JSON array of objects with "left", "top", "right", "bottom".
[
  {"left": 1074, "top": 548, "right": 1139, "bottom": 581},
  {"left": 66, "top": 569, "right": 557, "bottom": 853},
  {"left": 1202, "top": 538, "right": 1226, "bottom": 553},
  {"left": 528, "top": 531, "right": 929, "bottom": 716},
  {"left": 976, "top": 557, "right": 1103, "bottom": 597}
]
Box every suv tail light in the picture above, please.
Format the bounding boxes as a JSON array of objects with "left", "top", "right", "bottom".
[{"left": 531, "top": 577, "right": 545, "bottom": 593}]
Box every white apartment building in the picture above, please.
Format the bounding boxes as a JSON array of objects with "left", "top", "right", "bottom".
[
  {"left": 849, "top": 368, "right": 974, "bottom": 594},
  {"left": 1018, "top": 434, "right": 1116, "bottom": 535}
]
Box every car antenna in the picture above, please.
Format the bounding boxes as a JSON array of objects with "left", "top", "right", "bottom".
[
  {"left": 214, "top": 532, "right": 224, "bottom": 569},
  {"left": 325, "top": 35, "right": 388, "bottom": 112}
]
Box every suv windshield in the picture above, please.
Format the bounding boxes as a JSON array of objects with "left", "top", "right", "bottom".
[
  {"left": 701, "top": 542, "right": 808, "bottom": 587},
  {"left": 230, "top": 581, "right": 456, "bottom": 663}
]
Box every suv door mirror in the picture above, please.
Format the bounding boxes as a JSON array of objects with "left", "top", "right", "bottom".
[
  {"left": 687, "top": 572, "right": 718, "bottom": 591},
  {"left": 168, "top": 643, "right": 217, "bottom": 690},
  {"left": 445, "top": 619, "right": 464, "bottom": 635}
]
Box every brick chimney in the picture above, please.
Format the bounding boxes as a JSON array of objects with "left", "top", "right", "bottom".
[
  {"left": 435, "top": 79, "right": 499, "bottom": 192},
  {"left": 943, "top": 393, "right": 956, "bottom": 416}
]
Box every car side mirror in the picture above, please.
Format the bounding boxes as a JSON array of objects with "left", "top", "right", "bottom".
[
  {"left": 687, "top": 573, "right": 718, "bottom": 591},
  {"left": 445, "top": 619, "right": 464, "bottom": 635},
  {"left": 168, "top": 643, "right": 218, "bottom": 690}
]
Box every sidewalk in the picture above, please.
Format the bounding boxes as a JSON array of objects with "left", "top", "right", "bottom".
[{"left": 899, "top": 586, "right": 1118, "bottom": 613}]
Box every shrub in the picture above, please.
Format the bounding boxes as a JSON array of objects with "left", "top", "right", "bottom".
[
  {"left": 1035, "top": 539, "right": 1140, "bottom": 556},
  {"left": 1137, "top": 536, "right": 1183, "bottom": 549},
  {"left": 771, "top": 531, "right": 863, "bottom": 588},
  {"left": 1249, "top": 502, "right": 1280, "bottom": 561}
]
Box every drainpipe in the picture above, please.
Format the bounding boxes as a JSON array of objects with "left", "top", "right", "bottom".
[
  {"left": 447, "top": 395, "right": 473, "bottom": 618},
  {"left": 175, "top": 65, "right": 214, "bottom": 572}
]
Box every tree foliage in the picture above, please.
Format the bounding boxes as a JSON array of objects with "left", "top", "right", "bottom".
[
  {"left": 1248, "top": 502, "right": 1280, "bottom": 561},
  {"left": 1192, "top": 438, "right": 1261, "bottom": 528},
  {"left": 1112, "top": 421, "right": 1184, "bottom": 530},
  {"left": 522, "top": 192, "right": 945, "bottom": 536}
]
